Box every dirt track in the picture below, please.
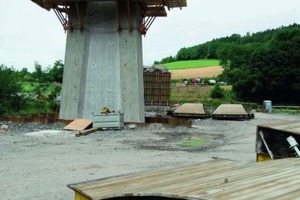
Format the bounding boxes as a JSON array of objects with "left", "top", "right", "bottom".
[{"left": 171, "top": 66, "right": 223, "bottom": 79}]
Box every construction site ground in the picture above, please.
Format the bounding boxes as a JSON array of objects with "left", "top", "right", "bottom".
[{"left": 1, "top": 112, "right": 300, "bottom": 200}]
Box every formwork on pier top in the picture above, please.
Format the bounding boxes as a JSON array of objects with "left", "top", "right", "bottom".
[{"left": 31, "top": 0, "right": 187, "bottom": 13}]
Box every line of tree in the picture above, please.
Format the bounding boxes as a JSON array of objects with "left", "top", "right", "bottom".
[
  {"left": 219, "top": 24, "right": 300, "bottom": 103},
  {"left": 0, "top": 60, "right": 64, "bottom": 116},
  {"left": 156, "top": 23, "right": 300, "bottom": 104},
  {"left": 156, "top": 25, "right": 295, "bottom": 63}
]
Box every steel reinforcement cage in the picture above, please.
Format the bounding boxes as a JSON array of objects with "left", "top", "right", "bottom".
[{"left": 144, "top": 66, "right": 171, "bottom": 107}]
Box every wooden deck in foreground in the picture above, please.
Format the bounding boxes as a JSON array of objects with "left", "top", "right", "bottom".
[{"left": 68, "top": 158, "right": 300, "bottom": 200}]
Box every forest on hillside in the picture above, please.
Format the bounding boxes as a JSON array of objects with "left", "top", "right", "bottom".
[{"left": 157, "top": 24, "right": 300, "bottom": 104}]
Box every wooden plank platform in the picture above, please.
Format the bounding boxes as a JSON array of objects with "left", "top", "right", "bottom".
[
  {"left": 64, "top": 119, "right": 92, "bottom": 131},
  {"left": 68, "top": 158, "right": 300, "bottom": 200}
]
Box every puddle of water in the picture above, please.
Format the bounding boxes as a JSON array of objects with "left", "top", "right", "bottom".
[{"left": 179, "top": 136, "right": 210, "bottom": 148}]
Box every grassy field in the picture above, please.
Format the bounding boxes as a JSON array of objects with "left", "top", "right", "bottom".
[
  {"left": 171, "top": 85, "right": 234, "bottom": 108},
  {"left": 163, "top": 59, "right": 220, "bottom": 70}
]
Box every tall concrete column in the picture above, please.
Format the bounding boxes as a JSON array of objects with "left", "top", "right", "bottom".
[{"left": 59, "top": 1, "right": 145, "bottom": 122}]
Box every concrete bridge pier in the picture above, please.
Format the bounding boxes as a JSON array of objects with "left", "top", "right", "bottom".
[{"left": 59, "top": 1, "right": 145, "bottom": 123}]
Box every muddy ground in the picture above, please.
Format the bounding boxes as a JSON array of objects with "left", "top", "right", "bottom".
[{"left": 1, "top": 112, "right": 300, "bottom": 200}]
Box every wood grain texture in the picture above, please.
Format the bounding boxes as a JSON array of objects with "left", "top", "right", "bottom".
[{"left": 69, "top": 158, "right": 300, "bottom": 200}]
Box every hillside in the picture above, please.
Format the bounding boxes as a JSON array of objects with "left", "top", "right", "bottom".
[
  {"left": 157, "top": 24, "right": 300, "bottom": 104},
  {"left": 162, "top": 59, "right": 219, "bottom": 70},
  {"left": 159, "top": 59, "right": 222, "bottom": 79},
  {"left": 157, "top": 24, "right": 300, "bottom": 64},
  {"left": 170, "top": 66, "right": 223, "bottom": 79}
]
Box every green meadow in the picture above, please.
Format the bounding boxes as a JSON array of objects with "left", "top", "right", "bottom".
[{"left": 163, "top": 59, "right": 220, "bottom": 70}]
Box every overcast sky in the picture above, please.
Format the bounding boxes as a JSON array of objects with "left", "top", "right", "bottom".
[{"left": 0, "top": 0, "right": 299, "bottom": 71}]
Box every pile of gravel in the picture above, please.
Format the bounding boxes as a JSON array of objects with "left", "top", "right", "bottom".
[{"left": 0, "top": 121, "right": 65, "bottom": 134}]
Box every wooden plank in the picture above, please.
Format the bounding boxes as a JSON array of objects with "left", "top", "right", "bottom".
[
  {"left": 69, "top": 159, "right": 239, "bottom": 197},
  {"left": 76, "top": 128, "right": 99, "bottom": 137},
  {"left": 145, "top": 6, "right": 167, "bottom": 17},
  {"left": 69, "top": 158, "right": 300, "bottom": 200},
  {"left": 257, "top": 121, "right": 300, "bottom": 132},
  {"left": 150, "top": 160, "right": 296, "bottom": 196},
  {"left": 144, "top": 0, "right": 187, "bottom": 8},
  {"left": 91, "top": 161, "right": 242, "bottom": 197},
  {"left": 203, "top": 162, "right": 300, "bottom": 199},
  {"left": 64, "top": 119, "right": 92, "bottom": 131}
]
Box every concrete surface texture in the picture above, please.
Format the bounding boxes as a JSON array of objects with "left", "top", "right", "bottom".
[
  {"left": 59, "top": 1, "right": 145, "bottom": 122},
  {"left": 2, "top": 112, "right": 300, "bottom": 199}
]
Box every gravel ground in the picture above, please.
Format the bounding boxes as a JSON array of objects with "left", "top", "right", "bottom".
[{"left": 1, "top": 112, "right": 300, "bottom": 200}]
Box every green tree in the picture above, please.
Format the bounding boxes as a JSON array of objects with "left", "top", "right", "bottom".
[
  {"left": 18, "top": 67, "right": 33, "bottom": 82},
  {"left": 220, "top": 25, "right": 300, "bottom": 103},
  {"left": 159, "top": 56, "right": 176, "bottom": 64},
  {"left": 211, "top": 84, "right": 225, "bottom": 99},
  {"left": 47, "top": 60, "right": 64, "bottom": 83},
  {"left": 176, "top": 47, "right": 189, "bottom": 60},
  {"left": 31, "top": 62, "right": 46, "bottom": 83},
  {"left": 0, "top": 65, "right": 23, "bottom": 115}
]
